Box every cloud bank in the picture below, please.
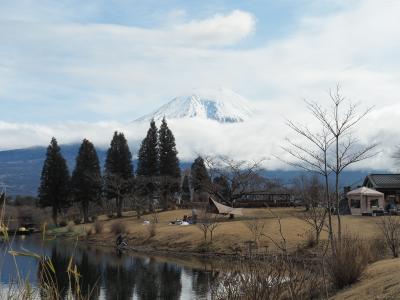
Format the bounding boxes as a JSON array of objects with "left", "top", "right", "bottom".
[{"left": 0, "top": 0, "right": 400, "bottom": 170}]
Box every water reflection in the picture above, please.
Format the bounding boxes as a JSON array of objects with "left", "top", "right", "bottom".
[{"left": 1, "top": 236, "right": 217, "bottom": 300}]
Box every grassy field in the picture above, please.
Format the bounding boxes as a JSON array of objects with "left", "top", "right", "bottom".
[
  {"left": 330, "top": 258, "right": 400, "bottom": 300},
  {"left": 56, "top": 207, "right": 385, "bottom": 255}
]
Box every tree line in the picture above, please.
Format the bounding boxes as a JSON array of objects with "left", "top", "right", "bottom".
[{"left": 38, "top": 118, "right": 184, "bottom": 225}]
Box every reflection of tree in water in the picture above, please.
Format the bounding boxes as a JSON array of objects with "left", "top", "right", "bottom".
[
  {"left": 38, "top": 246, "right": 69, "bottom": 299},
  {"left": 135, "top": 259, "right": 182, "bottom": 300},
  {"left": 103, "top": 261, "right": 136, "bottom": 300},
  {"left": 159, "top": 263, "right": 182, "bottom": 300},
  {"left": 135, "top": 259, "right": 159, "bottom": 300},
  {"left": 73, "top": 252, "right": 101, "bottom": 300},
  {"left": 191, "top": 269, "right": 219, "bottom": 299}
]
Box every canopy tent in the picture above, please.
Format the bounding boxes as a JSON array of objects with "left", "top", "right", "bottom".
[
  {"left": 347, "top": 187, "right": 385, "bottom": 215},
  {"left": 207, "top": 197, "right": 243, "bottom": 216}
]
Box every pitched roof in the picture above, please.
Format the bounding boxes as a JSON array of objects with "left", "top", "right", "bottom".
[
  {"left": 347, "top": 186, "right": 384, "bottom": 197},
  {"left": 363, "top": 174, "right": 400, "bottom": 189}
]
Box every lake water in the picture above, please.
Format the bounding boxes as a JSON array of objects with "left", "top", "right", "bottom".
[{"left": 0, "top": 235, "right": 220, "bottom": 299}]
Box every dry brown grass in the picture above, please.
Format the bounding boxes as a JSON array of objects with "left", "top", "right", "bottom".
[
  {"left": 330, "top": 258, "right": 400, "bottom": 299},
  {"left": 73, "top": 208, "right": 392, "bottom": 254}
]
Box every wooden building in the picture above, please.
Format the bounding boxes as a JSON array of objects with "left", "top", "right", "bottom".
[
  {"left": 233, "top": 192, "right": 292, "bottom": 208},
  {"left": 363, "top": 174, "right": 400, "bottom": 210}
]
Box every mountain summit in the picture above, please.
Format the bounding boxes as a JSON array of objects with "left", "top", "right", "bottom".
[{"left": 135, "top": 88, "right": 253, "bottom": 123}]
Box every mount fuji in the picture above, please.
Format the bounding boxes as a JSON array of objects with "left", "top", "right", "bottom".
[{"left": 135, "top": 88, "right": 253, "bottom": 123}]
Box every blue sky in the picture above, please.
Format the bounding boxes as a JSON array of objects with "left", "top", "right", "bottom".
[
  {"left": 0, "top": 0, "right": 400, "bottom": 170},
  {"left": 0, "top": 0, "right": 352, "bottom": 123}
]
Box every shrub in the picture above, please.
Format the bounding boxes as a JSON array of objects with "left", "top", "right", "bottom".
[
  {"left": 304, "top": 230, "right": 317, "bottom": 249},
  {"left": 378, "top": 215, "right": 400, "bottom": 258},
  {"left": 111, "top": 222, "right": 126, "bottom": 235},
  {"left": 212, "top": 256, "right": 323, "bottom": 300},
  {"left": 147, "top": 222, "right": 156, "bottom": 238},
  {"left": 73, "top": 218, "right": 81, "bottom": 225},
  {"left": 328, "top": 234, "right": 369, "bottom": 289},
  {"left": 93, "top": 221, "right": 104, "bottom": 234},
  {"left": 367, "top": 237, "right": 386, "bottom": 263}
]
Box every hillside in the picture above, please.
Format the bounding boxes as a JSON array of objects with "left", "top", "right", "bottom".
[{"left": 330, "top": 258, "right": 400, "bottom": 299}]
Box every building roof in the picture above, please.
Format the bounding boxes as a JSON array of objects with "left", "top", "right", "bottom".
[
  {"left": 363, "top": 174, "right": 400, "bottom": 189},
  {"left": 347, "top": 186, "right": 384, "bottom": 197}
]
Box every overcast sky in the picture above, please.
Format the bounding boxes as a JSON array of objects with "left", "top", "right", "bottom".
[{"left": 0, "top": 0, "right": 399, "bottom": 170}]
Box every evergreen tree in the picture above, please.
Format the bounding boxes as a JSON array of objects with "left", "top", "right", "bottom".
[
  {"left": 104, "top": 132, "right": 134, "bottom": 217},
  {"left": 190, "top": 156, "right": 210, "bottom": 193},
  {"left": 38, "top": 137, "right": 70, "bottom": 225},
  {"left": 158, "top": 118, "right": 181, "bottom": 209},
  {"left": 158, "top": 117, "right": 180, "bottom": 178},
  {"left": 181, "top": 174, "right": 191, "bottom": 204},
  {"left": 136, "top": 120, "right": 159, "bottom": 211},
  {"left": 136, "top": 119, "right": 159, "bottom": 176},
  {"left": 71, "top": 139, "right": 102, "bottom": 223}
]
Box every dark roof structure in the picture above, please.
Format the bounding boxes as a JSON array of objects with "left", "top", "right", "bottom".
[{"left": 363, "top": 174, "right": 400, "bottom": 189}]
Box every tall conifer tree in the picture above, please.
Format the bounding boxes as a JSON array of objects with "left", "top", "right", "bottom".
[
  {"left": 136, "top": 120, "right": 159, "bottom": 210},
  {"left": 38, "top": 137, "right": 70, "bottom": 225},
  {"left": 181, "top": 174, "right": 191, "bottom": 204},
  {"left": 137, "top": 119, "right": 159, "bottom": 176},
  {"left": 71, "top": 139, "right": 102, "bottom": 223},
  {"left": 104, "top": 132, "right": 134, "bottom": 217},
  {"left": 190, "top": 156, "right": 211, "bottom": 196},
  {"left": 158, "top": 117, "right": 181, "bottom": 209},
  {"left": 158, "top": 117, "right": 180, "bottom": 178}
]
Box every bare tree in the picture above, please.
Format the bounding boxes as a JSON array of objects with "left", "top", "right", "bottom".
[
  {"left": 293, "top": 175, "right": 327, "bottom": 246},
  {"left": 208, "top": 217, "right": 220, "bottom": 243},
  {"left": 306, "top": 86, "right": 378, "bottom": 241},
  {"left": 378, "top": 215, "right": 400, "bottom": 258},
  {"left": 245, "top": 218, "right": 266, "bottom": 248},
  {"left": 283, "top": 86, "right": 378, "bottom": 245},
  {"left": 124, "top": 178, "right": 148, "bottom": 219},
  {"left": 104, "top": 174, "right": 129, "bottom": 218},
  {"left": 281, "top": 122, "right": 334, "bottom": 246},
  {"left": 203, "top": 155, "right": 265, "bottom": 205},
  {"left": 196, "top": 210, "right": 220, "bottom": 242}
]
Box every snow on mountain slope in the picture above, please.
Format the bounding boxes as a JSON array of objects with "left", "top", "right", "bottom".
[{"left": 135, "top": 88, "right": 253, "bottom": 123}]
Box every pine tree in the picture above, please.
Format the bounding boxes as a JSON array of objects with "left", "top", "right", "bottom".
[
  {"left": 71, "top": 139, "right": 102, "bottom": 223},
  {"left": 190, "top": 156, "right": 211, "bottom": 201},
  {"left": 159, "top": 117, "right": 180, "bottom": 178},
  {"left": 158, "top": 118, "right": 181, "bottom": 209},
  {"left": 38, "top": 137, "right": 70, "bottom": 225},
  {"left": 181, "top": 174, "right": 191, "bottom": 204},
  {"left": 137, "top": 119, "right": 159, "bottom": 176},
  {"left": 136, "top": 120, "right": 159, "bottom": 211},
  {"left": 104, "top": 132, "right": 134, "bottom": 217}
]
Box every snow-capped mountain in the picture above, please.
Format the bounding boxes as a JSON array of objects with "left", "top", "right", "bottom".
[{"left": 135, "top": 88, "right": 253, "bottom": 123}]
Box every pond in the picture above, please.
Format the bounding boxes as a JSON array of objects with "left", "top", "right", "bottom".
[{"left": 0, "top": 235, "right": 220, "bottom": 299}]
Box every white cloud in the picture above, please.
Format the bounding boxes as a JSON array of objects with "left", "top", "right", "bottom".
[
  {"left": 172, "top": 10, "right": 255, "bottom": 46},
  {"left": 1, "top": 1, "right": 400, "bottom": 170}
]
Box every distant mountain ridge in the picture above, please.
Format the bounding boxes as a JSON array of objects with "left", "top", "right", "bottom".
[
  {"left": 135, "top": 88, "right": 253, "bottom": 123},
  {"left": 0, "top": 144, "right": 380, "bottom": 196}
]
